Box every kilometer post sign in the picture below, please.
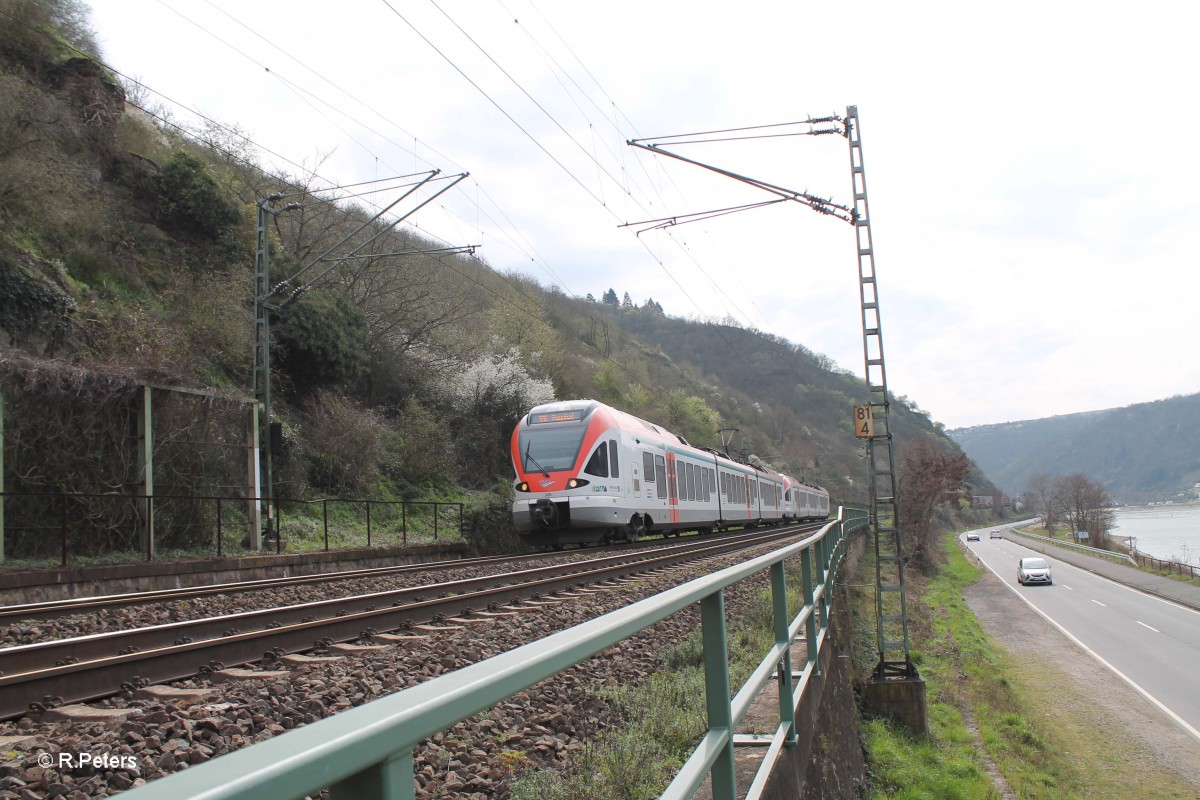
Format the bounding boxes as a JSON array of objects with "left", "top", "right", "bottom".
[{"left": 854, "top": 404, "right": 875, "bottom": 439}]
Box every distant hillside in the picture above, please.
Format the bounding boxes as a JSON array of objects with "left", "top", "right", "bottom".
[{"left": 948, "top": 394, "right": 1200, "bottom": 503}]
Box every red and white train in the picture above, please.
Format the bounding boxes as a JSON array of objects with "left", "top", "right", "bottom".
[{"left": 510, "top": 399, "right": 830, "bottom": 547}]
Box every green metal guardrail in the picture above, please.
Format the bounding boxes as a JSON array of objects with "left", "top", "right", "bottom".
[{"left": 123, "top": 508, "right": 868, "bottom": 800}]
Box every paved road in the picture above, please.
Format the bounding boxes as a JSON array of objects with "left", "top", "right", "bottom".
[{"left": 963, "top": 527, "right": 1200, "bottom": 745}]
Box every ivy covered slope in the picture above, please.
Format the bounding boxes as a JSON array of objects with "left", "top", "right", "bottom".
[{"left": 0, "top": 1, "right": 990, "bottom": 554}]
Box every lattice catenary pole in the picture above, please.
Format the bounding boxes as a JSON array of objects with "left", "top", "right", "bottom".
[{"left": 845, "top": 106, "right": 915, "bottom": 678}]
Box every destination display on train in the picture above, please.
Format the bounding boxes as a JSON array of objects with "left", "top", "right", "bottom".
[{"left": 530, "top": 410, "right": 584, "bottom": 424}]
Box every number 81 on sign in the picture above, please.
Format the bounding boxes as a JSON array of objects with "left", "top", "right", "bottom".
[{"left": 853, "top": 404, "right": 875, "bottom": 439}]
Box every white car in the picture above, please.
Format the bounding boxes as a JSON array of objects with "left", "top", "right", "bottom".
[
  {"left": 1017, "top": 557, "right": 1052, "bottom": 585},
  {"left": 966, "top": 532, "right": 980, "bottom": 542}
]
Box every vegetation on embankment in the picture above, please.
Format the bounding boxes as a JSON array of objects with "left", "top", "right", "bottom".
[{"left": 857, "top": 531, "right": 1198, "bottom": 799}]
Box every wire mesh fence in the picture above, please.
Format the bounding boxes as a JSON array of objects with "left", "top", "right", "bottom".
[{"left": 0, "top": 491, "right": 464, "bottom": 566}]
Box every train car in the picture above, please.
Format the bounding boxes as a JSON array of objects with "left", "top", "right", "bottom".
[
  {"left": 780, "top": 474, "right": 831, "bottom": 522},
  {"left": 510, "top": 399, "right": 799, "bottom": 547}
]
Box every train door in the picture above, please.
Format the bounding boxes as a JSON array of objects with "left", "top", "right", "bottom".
[
  {"left": 712, "top": 459, "right": 724, "bottom": 522},
  {"left": 666, "top": 452, "right": 679, "bottom": 523}
]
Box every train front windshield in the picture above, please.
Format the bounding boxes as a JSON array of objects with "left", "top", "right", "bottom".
[{"left": 518, "top": 426, "right": 587, "bottom": 473}]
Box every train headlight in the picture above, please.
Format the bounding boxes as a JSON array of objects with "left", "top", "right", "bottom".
[
  {"left": 516, "top": 482, "right": 530, "bottom": 492},
  {"left": 567, "top": 478, "right": 590, "bottom": 489}
]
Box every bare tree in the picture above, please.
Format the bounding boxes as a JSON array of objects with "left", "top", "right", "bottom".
[
  {"left": 1052, "top": 473, "right": 1114, "bottom": 548},
  {"left": 1028, "top": 473, "right": 1056, "bottom": 533},
  {"left": 263, "top": 176, "right": 486, "bottom": 403},
  {"left": 897, "top": 439, "right": 972, "bottom": 570}
]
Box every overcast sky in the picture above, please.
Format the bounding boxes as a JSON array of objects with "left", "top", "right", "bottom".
[{"left": 87, "top": 0, "right": 1199, "bottom": 429}]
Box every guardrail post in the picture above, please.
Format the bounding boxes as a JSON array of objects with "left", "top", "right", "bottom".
[
  {"left": 329, "top": 750, "right": 414, "bottom": 800},
  {"left": 366, "top": 500, "right": 372, "bottom": 548},
  {"left": 433, "top": 503, "right": 438, "bottom": 541},
  {"left": 800, "top": 547, "right": 819, "bottom": 676},
  {"left": 401, "top": 502, "right": 407, "bottom": 545},
  {"left": 770, "top": 561, "right": 797, "bottom": 745},
  {"left": 323, "top": 499, "right": 329, "bottom": 551},
  {"left": 701, "top": 590, "right": 736, "bottom": 800},
  {"left": 812, "top": 534, "right": 825, "bottom": 630}
]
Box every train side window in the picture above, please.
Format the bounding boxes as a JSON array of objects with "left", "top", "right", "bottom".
[
  {"left": 709, "top": 469, "right": 716, "bottom": 493},
  {"left": 654, "top": 455, "right": 667, "bottom": 499},
  {"left": 642, "top": 452, "right": 655, "bottom": 483},
  {"left": 583, "top": 443, "right": 609, "bottom": 478},
  {"left": 608, "top": 440, "right": 619, "bottom": 478},
  {"left": 687, "top": 463, "right": 696, "bottom": 500},
  {"left": 703, "top": 468, "right": 711, "bottom": 502}
]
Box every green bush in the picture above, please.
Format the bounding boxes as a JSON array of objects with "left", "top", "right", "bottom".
[
  {"left": 462, "top": 480, "right": 522, "bottom": 554},
  {"left": 155, "top": 150, "right": 240, "bottom": 239},
  {"left": 297, "top": 391, "right": 387, "bottom": 494},
  {"left": 275, "top": 290, "right": 369, "bottom": 390}
]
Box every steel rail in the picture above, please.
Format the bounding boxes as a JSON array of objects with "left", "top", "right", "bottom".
[{"left": 0, "top": 525, "right": 817, "bottom": 720}]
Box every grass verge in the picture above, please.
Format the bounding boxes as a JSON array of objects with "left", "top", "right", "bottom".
[{"left": 860, "top": 530, "right": 1198, "bottom": 799}]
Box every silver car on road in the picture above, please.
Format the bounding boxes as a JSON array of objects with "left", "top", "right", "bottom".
[{"left": 1017, "top": 557, "right": 1052, "bottom": 585}]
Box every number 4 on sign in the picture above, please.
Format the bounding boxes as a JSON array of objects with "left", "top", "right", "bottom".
[{"left": 854, "top": 404, "right": 875, "bottom": 439}]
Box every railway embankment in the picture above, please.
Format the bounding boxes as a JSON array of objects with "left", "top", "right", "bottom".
[{"left": 0, "top": 542, "right": 469, "bottom": 605}]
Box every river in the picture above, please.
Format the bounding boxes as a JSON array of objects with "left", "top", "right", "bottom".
[{"left": 1110, "top": 503, "right": 1200, "bottom": 566}]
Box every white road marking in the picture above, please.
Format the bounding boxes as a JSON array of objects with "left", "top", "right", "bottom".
[
  {"left": 974, "top": 554, "right": 1200, "bottom": 746},
  {"left": 1062, "top": 585, "right": 1073, "bottom": 590},
  {"left": 1091, "top": 599, "right": 1107, "bottom": 607},
  {"left": 1137, "top": 621, "right": 1160, "bottom": 633}
]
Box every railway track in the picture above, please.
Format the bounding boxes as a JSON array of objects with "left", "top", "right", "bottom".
[
  {"left": 0, "top": 526, "right": 764, "bottom": 624},
  {"left": 0, "top": 524, "right": 818, "bottom": 720}
]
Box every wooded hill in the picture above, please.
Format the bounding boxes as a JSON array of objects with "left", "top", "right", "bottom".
[
  {"left": 948, "top": 393, "right": 1200, "bottom": 504},
  {"left": 0, "top": 1, "right": 994, "bottom": 556}
]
